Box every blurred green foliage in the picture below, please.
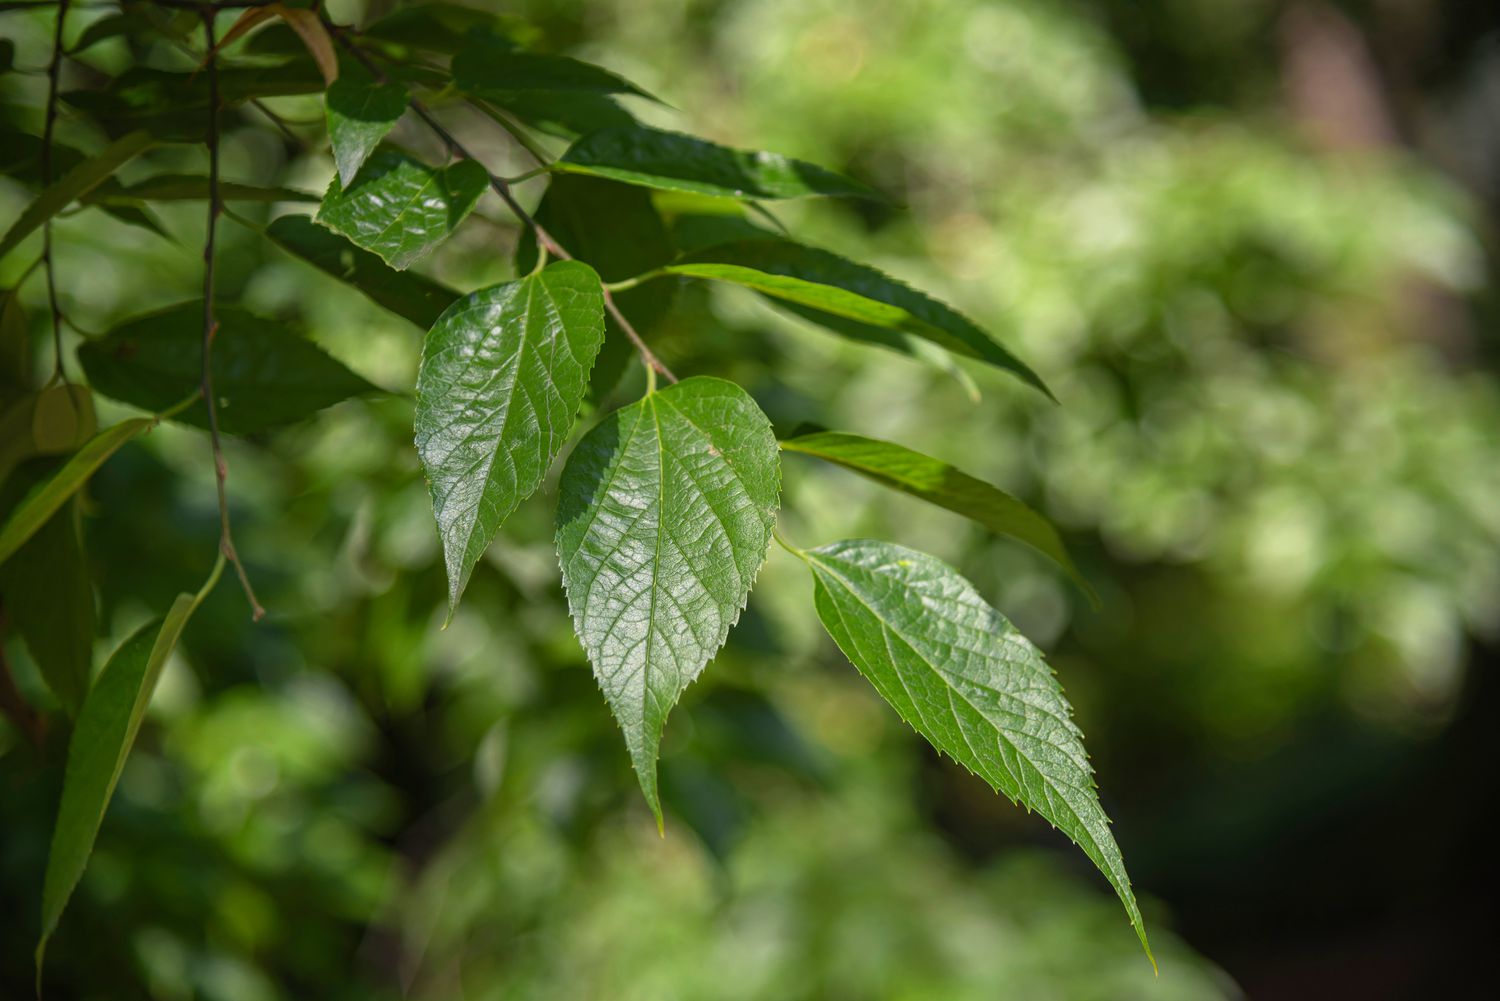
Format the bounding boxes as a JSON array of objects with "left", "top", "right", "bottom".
[{"left": 2, "top": 0, "right": 1496, "bottom": 997}]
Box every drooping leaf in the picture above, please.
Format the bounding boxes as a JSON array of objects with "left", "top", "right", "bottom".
[
  {"left": 89, "top": 174, "right": 319, "bottom": 203},
  {"left": 0, "top": 496, "right": 94, "bottom": 717},
  {"left": 0, "top": 131, "right": 153, "bottom": 262},
  {"left": 516, "top": 174, "right": 678, "bottom": 402},
  {"left": 315, "top": 149, "right": 488, "bottom": 270},
  {"left": 557, "top": 125, "right": 880, "bottom": 201},
  {"left": 325, "top": 75, "right": 409, "bottom": 188},
  {"left": 453, "top": 42, "right": 658, "bottom": 101},
  {"left": 77, "top": 303, "right": 379, "bottom": 434},
  {"left": 361, "top": 2, "right": 530, "bottom": 55},
  {"left": 62, "top": 64, "right": 324, "bottom": 140},
  {"left": 0, "top": 418, "right": 153, "bottom": 566},
  {"left": 664, "top": 239, "right": 1049, "bottom": 395},
  {"left": 780, "top": 431, "right": 1091, "bottom": 598},
  {"left": 556, "top": 377, "right": 781, "bottom": 823},
  {"left": 416, "top": 261, "right": 605, "bottom": 610},
  {"left": 478, "top": 91, "right": 637, "bottom": 140},
  {"left": 263, "top": 215, "right": 459, "bottom": 328},
  {"left": 29, "top": 384, "right": 97, "bottom": 454},
  {"left": 36, "top": 567, "right": 220, "bottom": 977},
  {"left": 797, "top": 538, "right": 1151, "bottom": 965}
]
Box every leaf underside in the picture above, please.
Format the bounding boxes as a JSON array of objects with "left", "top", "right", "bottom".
[
  {"left": 416, "top": 260, "right": 606, "bottom": 610},
  {"left": 556, "top": 377, "right": 781, "bottom": 823},
  {"left": 325, "top": 75, "right": 409, "bottom": 188},
  {"left": 800, "top": 538, "right": 1150, "bottom": 965}
]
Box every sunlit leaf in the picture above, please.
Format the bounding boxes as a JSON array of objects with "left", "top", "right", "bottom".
[
  {"left": 417, "top": 261, "right": 605, "bottom": 610},
  {"left": 325, "top": 75, "right": 409, "bottom": 188},
  {"left": 315, "top": 149, "right": 488, "bottom": 270},
  {"left": 556, "top": 377, "right": 781, "bottom": 823},
  {"left": 797, "top": 538, "right": 1151, "bottom": 966}
]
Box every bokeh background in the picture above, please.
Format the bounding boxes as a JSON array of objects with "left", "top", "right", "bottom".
[{"left": 3, "top": 0, "right": 1499, "bottom": 998}]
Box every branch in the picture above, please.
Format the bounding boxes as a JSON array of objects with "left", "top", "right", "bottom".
[
  {"left": 322, "top": 18, "right": 678, "bottom": 383},
  {"left": 200, "top": 9, "right": 264, "bottom": 621},
  {"left": 41, "top": 0, "right": 70, "bottom": 390}
]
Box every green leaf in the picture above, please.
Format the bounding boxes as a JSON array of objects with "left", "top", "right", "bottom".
[
  {"left": 36, "top": 564, "right": 221, "bottom": 979},
  {"left": 558, "top": 125, "right": 880, "bottom": 201},
  {"left": 479, "top": 91, "right": 637, "bottom": 140},
  {"left": 1, "top": 284, "right": 30, "bottom": 393},
  {"left": 516, "top": 174, "right": 678, "bottom": 402},
  {"left": 62, "top": 64, "right": 324, "bottom": 140},
  {"left": 315, "top": 149, "right": 488, "bottom": 270},
  {"left": 797, "top": 539, "right": 1151, "bottom": 965},
  {"left": 0, "top": 417, "right": 152, "bottom": 566},
  {"left": 263, "top": 215, "right": 459, "bottom": 328},
  {"left": 91, "top": 174, "right": 319, "bottom": 203},
  {"left": 417, "top": 261, "right": 605, "bottom": 610},
  {"left": 77, "top": 303, "right": 379, "bottom": 434},
  {"left": 665, "top": 239, "right": 1049, "bottom": 396},
  {"left": 325, "top": 75, "right": 409, "bottom": 188},
  {"left": 0, "top": 497, "right": 94, "bottom": 717},
  {"left": 556, "top": 377, "right": 781, "bottom": 823},
  {"left": 453, "top": 42, "right": 658, "bottom": 101},
  {"left": 780, "top": 431, "right": 1092, "bottom": 599},
  {"left": 0, "top": 131, "right": 153, "bottom": 262},
  {"left": 361, "top": 2, "right": 530, "bottom": 55}
]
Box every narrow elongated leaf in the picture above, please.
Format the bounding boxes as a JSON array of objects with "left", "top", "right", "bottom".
[
  {"left": 0, "top": 497, "right": 94, "bottom": 717},
  {"left": 516, "top": 174, "right": 678, "bottom": 402},
  {"left": 78, "top": 303, "right": 378, "bottom": 434},
  {"left": 316, "top": 150, "right": 488, "bottom": 269},
  {"left": 0, "top": 418, "right": 152, "bottom": 566},
  {"left": 325, "top": 76, "right": 409, "bottom": 188},
  {"left": 91, "top": 174, "right": 318, "bottom": 203},
  {"left": 556, "top": 377, "right": 781, "bottom": 822},
  {"left": 558, "top": 125, "right": 880, "bottom": 201},
  {"left": 263, "top": 215, "right": 459, "bottom": 328},
  {"left": 780, "top": 431, "right": 1091, "bottom": 598},
  {"left": 0, "top": 131, "right": 152, "bottom": 261},
  {"left": 798, "top": 539, "right": 1151, "bottom": 964},
  {"left": 36, "top": 568, "right": 220, "bottom": 977},
  {"left": 417, "top": 261, "right": 605, "bottom": 609},
  {"left": 666, "top": 239, "right": 1048, "bottom": 395},
  {"left": 454, "top": 43, "right": 658, "bottom": 101}
]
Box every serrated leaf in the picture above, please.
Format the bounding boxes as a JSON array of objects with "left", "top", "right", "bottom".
[
  {"left": 798, "top": 538, "right": 1151, "bottom": 964},
  {"left": 78, "top": 302, "right": 378, "bottom": 434},
  {"left": 665, "top": 239, "right": 1048, "bottom": 395},
  {"left": 558, "top": 125, "right": 880, "bottom": 201},
  {"left": 516, "top": 174, "right": 678, "bottom": 402},
  {"left": 264, "top": 215, "right": 459, "bottom": 328},
  {"left": 0, "top": 417, "right": 152, "bottom": 566},
  {"left": 315, "top": 149, "right": 488, "bottom": 270},
  {"left": 453, "top": 42, "right": 658, "bottom": 101},
  {"left": 556, "top": 377, "right": 781, "bottom": 823},
  {"left": 0, "top": 131, "right": 153, "bottom": 262},
  {"left": 36, "top": 569, "right": 219, "bottom": 979},
  {"left": 780, "top": 431, "right": 1092, "bottom": 599},
  {"left": 325, "top": 75, "right": 409, "bottom": 188},
  {"left": 0, "top": 481, "right": 93, "bottom": 718},
  {"left": 417, "top": 261, "right": 605, "bottom": 609}
]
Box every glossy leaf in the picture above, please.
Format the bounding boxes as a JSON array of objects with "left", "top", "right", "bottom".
[
  {"left": 78, "top": 303, "right": 378, "bottom": 434},
  {"left": 558, "top": 125, "right": 880, "bottom": 201},
  {"left": 264, "top": 215, "right": 459, "bottom": 328},
  {"left": 798, "top": 538, "right": 1151, "bottom": 965},
  {"left": 416, "top": 261, "right": 606, "bottom": 610},
  {"left": 36, "top": 568, "right": 220, "bottom": 977},
  {"left": 0, "top": 496, "right": 94, "bottom": 717},
  {"left": 316, "top": 149, "right": 488, "bottom": 270},
  {"left": 0, "top": 131, "right": 153, "bottom": 262},
  {"left": 556, "top": 377, "right": 781, "bottom": 823},
  {"left": 0, "top": 418, "right": 152, "bottom": 566},
  {"left": 325, "top": 75, "right": 409, "bottom": 188},
  {"left": 780, "top": 431, "right": 1091, "bottom": 598},
  {"left": 665, "top": 239, "right": 1048, "bottom": 395}
]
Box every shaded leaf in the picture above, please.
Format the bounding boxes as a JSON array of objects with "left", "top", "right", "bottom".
[
  {"left": 0, "top": 131, "right": 153, "bottom": 262},
  {"left": 316, "top": 149, "right": 488, "bottom": 270},
  {"left": 665, "top": 238, "right": 1048, "bottom": 396},
  {"left": 78, "top": 303, "right": 378, "bottom": 435},
  {"left": 780, "top": 431, "right": 1092, "bottom": 598},
  {"left": 556, "top": 377, "right": 781, "bottom": 823},
  {"left": 362, "top": 2, "right": 530, "bottom": 55},
  {"left": 454, "top": 41, "right": 658, "bottom": 101},
  {"left": 325, "top": 75, "right": 409, "bottom": 188},
  {"left": 62, "top": 64, "right": 323, "bottom": 140},
  {"left": 416, "top": 261, "right": 605, "bottom": 610},
  {"left": 558, "top": 125, "right": 880, "bottom": 201},
  {"left": 263, "top": 215, "right": 458, "bottom": 328},
  {"left": 798, "top": 538, "right": 1150, "bottom": 964},
  {"left": 89, "top": 174, "right": 318, "bottom": 203}
]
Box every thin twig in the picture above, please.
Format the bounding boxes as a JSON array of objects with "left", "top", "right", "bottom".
[
  {"left": 41, "top": 0, "right": 71, "bottom": 391},
  {"left": 324, "top": 18, "right": 678, "bottom": 383},
  {"left": 201, "top": 9, "right": 265, "bottom": 621}
]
